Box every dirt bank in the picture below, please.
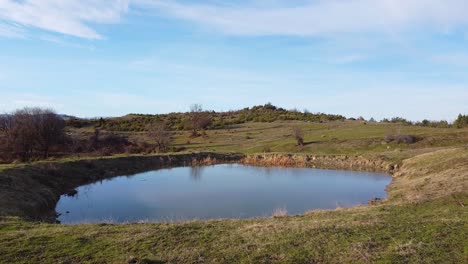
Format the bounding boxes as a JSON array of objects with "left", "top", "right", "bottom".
[{"left": 242, "top": 153, "right": 395, "bottom": 173}]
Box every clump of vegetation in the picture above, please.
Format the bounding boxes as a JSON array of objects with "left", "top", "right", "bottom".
[
  {"left": 415, "top": 119, "right": 449, "bottom": 128},
  {"left": 384, "top": 129, "right": 418, "bottom": 144},
  {"left": 453, "top": 114, "right": 468, "bottom": 128},
  {"left": 380, "top": 117, "right": 453, "bottom": 128},
  {"left": 0, "top": 107, "right": 66, "bottom": 161},
  {"left": 189, "top": 104, "right": 212, "bottom": 137},
  {"left": 0, "top": 107, "right": 164, "bottom": 163},
  {"left": 88, "top": 129, "right": 133, "bottom": 155},
  {"left": 72, "top": 103, "right": 346, "bottom": 132},
  {"left": 381, "top": 117, "right": 413, "bottom": 126}
]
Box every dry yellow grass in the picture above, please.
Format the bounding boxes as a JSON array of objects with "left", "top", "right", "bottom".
[{"left": 388, "top": 147, "right": 468, "bottom": 203}]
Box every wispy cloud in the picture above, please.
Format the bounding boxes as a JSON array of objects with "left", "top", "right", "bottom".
[
  {"left": 39, "top": 35, "right": 96, "bottom": 50},
  {"left": 0, "top": 22, "right": 24, "bottom": 38},
  {"left": 139, "top": 0, "right": 468, "bottom": 36},
  {"left": 0, "top": 0, "right": 129, "bottom": 39},
  {"left": 2, "top": 0, "right": 468, "bottom": 39}
]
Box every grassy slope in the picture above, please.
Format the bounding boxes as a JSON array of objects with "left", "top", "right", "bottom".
[
  {"left": 146, "top": 121, "right": 466, "bottom": 159},
  {"left": 70, "top": 121, "right": 468, "bottom": 162},
  {"left": 0, "top": 122, "right": 467, "bottom": 263}
]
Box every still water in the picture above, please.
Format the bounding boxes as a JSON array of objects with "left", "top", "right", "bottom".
[{"left": 57, "top": 164, "right": 391, "bottom": 223}]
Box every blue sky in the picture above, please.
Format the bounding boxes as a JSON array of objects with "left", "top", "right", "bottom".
[{"left": 0, "top": 0, "right": 467, "bottom": 120}]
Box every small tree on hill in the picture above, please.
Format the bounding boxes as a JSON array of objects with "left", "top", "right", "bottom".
[
  {"left": 189, "top": 104, "right": 212, "bottom": 137},
  {"left": 292, "top": 125, "right": 304, "bottom": 146}
]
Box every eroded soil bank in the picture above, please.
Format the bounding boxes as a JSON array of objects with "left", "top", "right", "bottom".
[{"left": 242, "top": 154, "right": 395, "bottom": 172}]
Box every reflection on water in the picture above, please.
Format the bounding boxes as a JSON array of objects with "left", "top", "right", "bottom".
[
  {"left": 57, "top": 164, "right": 391, "bottom": 224},
  {"left": 189, "top": 166, "right": 204, "bottom": 181}
]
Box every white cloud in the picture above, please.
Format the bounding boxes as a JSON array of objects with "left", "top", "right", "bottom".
[
  {"left": 139, "top": 0, "right": 468, "bottom": 36},
  {"left": 2, "top": 0, "right": 468, "bottom": 39},
  {"left": 0, "top": 0, "right": 129, "bottom": 39}
]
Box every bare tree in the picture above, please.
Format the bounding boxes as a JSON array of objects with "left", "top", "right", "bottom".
[
  {"left": 0, "top": 114, "right": 13, "bottom": 133},
  {"left": 31, "top": 108, "right": 66, "bottom": 158},
  {"left": 292, "top": 125, "right": 304, "bottom": 146},
  {"left": 0, "top": 114, "right": 14, "bottom": 160},
  {"left": 148, "top": 121, "right": 170, "bottom": 152},
  {"left": 1, "top": 108, "right": 66, "bottom": 160},
  {"left": 189, "top": 104, "right": 212, "bottom": 137},
  {"left": 9, "top": 108, "right": 37, "bottom": 160}
]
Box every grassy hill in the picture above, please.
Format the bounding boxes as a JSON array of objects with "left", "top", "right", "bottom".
[{"left": 67, "top": 103, "right": 345, "bottom": 131}]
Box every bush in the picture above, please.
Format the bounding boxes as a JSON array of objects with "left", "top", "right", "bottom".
[
  {"left": 0, "top": 108, "right": 66, "bottom": 161},
  {"left": 385, "top": 133, "right": 418, "bottom": 144},
  {"left": 80, "top": 104, "right": 346, "bottom": 132},
  {"left": 415, "top": 119, "right": 449, "bottom": 128},
  {"left": 453, "top": 114, "right": 468, "bottom": 128}
]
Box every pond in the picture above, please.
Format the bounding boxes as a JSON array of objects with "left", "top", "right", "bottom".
[{"left": 56, "top": 164, "right": 391, "bottom": 223}]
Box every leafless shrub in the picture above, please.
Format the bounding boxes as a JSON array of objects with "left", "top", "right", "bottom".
[
  {"left": 125, "top": 141, "right": 154, "bottom": 154},
  {"left": 0, "top": 108, "right": 66, "bottom": 161},
  {"left": 147, "top": 121, "right": 170, "bottom": 152},
  {"left": 100, "top": 133, "right": 131, "bottom": 153},
  {"left": 32, "top": 108, "right": 67, "bottom": 158},
  {"left": 87, "top": 129, "right": 133, "bottom": 155},
  {"left": 292, "top": 125, "right": 304, "bottom": 146}
]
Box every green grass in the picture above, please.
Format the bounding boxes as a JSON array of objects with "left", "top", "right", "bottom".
[
  {"left": 69, "top": 120, "right": 468, "bottom": 162},
  {"left": 161, "top": 121, "right": 467, "bottom": 156},
  {"left": 1, "top": 195, "right": 466, "bottom": 263},
  {"left": 1, "top": 121, "right": 467, "bottom": 263}
]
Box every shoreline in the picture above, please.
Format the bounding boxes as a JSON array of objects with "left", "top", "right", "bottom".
[{"left": 0, "top": 152, "right": 395, "bottom": 223}]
